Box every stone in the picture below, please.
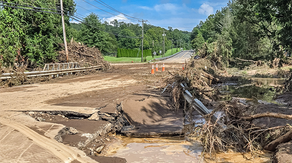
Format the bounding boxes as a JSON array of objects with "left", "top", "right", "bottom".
[
  {"left": 68, "top": 127, "right": 78, "bottom": 135},
  {"left": 88, "top": 112, "right": 101, "bottom": 121},
  {"left": 36, "top": 117, "right": 44, "bottom": 121}
]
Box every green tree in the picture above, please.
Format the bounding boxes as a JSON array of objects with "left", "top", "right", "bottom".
[
  {"left": 118, "top": 29, "right": 137, "bottom": 49},
  {"left": 191, "top": 33, "right": 205, "bottom": 50},
  {"left": 0, "top": 0, "right": 76, "bottom": 67},
  {"left": 78, "top": 13, "right": 112, "bottom": 53}
]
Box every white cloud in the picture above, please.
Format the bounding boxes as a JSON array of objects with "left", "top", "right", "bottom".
[
  {"left": 139, "top": 6, "right": 153, "bottom": 10},
  {"left": 198, "top": 3, "right": 214, "bottom": 16},
  {"left": 70, "top": 20, "right": 81, "bottom": 24},
  {"left": 102, "top": 14, "right": 132, "bottom": 24},
  {"left": 154, "top": 3, "right": 178, "bottom": 12}
]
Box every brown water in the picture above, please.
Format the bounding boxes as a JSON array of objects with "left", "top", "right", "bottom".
[
  {"left": 106, "top": 136, "right": 273, "bottom": 163},
  {"left": 107, "top": 136, "right": 204, "bottom": 163}
]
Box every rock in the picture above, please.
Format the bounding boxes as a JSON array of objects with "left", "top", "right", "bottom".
[
  {"left": 54, "top": 135, "right": 63, "bottom": 143},
  {"left": 116, "top": 104, "right": 122, "bottom": 112},
  {"left": 95, "top": 145, "right": 105, "bottom": 154},
  {"left": 36, "top": 117, "right": 44, "bottom": 121},
  {"left": 89, "top": 148, "right": 94, "bottom": 155},
  {"left": 68, "top": 127, "right": 78, "bottom": 135},
  {"left": 88, "top": 112, "right": 101, "bottom": 121},
  {"left": 28, "top": 112, "right": 34, "bottom": 115}
]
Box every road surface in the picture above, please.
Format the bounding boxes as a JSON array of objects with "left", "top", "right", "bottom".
[{"left": 161, "top": 50, "right": 193, "bottom": 63}]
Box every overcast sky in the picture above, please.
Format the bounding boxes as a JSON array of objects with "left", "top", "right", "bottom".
[{"left": 73, "top": 0, "right": 230, "bottom": 32}]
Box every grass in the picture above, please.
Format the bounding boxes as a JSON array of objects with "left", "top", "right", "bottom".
[
  {"left": 103, "top": 56, "right": 142, "bottom": 63},
  {"left": 104, "top": 48, "right": 183, "bottom": 63}
]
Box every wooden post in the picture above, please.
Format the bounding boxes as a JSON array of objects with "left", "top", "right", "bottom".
[{"left": 60, "top": 0, "right": 69, "bottom": 62}]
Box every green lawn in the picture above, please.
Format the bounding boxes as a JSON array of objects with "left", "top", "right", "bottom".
[{"left": 104, "top": 48, "right": 182, "bottom": 63}]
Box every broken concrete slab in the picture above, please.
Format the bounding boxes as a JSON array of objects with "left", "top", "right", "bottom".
[
  {"left": 99, "top": 103, "right": 119, "bottom": 116},
  {"left": 121, "top": 93, "right": 184, "bottom": 137},
  {"left": 88, "top": 112, "right": 101, "bottom": 121}
]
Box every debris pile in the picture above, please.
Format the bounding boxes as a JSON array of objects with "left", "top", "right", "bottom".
[
  {"left": 165, "top": 57, "right": 292, "bottom": 158},
  {"left": 165, "top": 58, "right": 220, "bottom": 110},
  {"left": 58, "top": 40, "right": 110, "bottom": 70}
]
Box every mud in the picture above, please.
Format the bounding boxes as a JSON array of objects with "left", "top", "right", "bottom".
[
  {"left": 120, "top": 91, "right": 184, "bottom": 137},
  {"left": 46, "top": 84, "right": 146, "bottom": 108},
  {"left": 0, "top": 124, "right": 62, "bottom": 163}
]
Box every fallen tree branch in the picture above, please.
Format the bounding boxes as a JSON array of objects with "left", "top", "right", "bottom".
[
  {"left": 235, "top": 57, "right": 256, "bottom": 63},
  {"left": 264, "top": 130, "right": 292, "bottom": 151},
  {"left": 242, "top": 112, "right": 292, "bottom": 121}
]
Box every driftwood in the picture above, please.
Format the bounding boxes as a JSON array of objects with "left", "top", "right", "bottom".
[
  {"left": 235, "top": 57, "right": 256, "bottom": 63},
  {"left": 242, "top": 112, "right": 292, "bottom": 121},
  {"left": 264, "top": 130, "right": 292, "bottom": 151}
]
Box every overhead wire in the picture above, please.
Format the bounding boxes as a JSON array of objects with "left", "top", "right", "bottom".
[
  {"left": 69, "top": 15, "right": 141, "bottom": 39},
  {"left": 0, "top": 1, "right": 143, "bottom": 39},
  {"left": 81, "top": 0, "right": 138, "bottom": 22},
  {"left": 0, "top": 1, "right": 59, "bottom": 12},
  {"left": 0, "top": 3, "right": 60, "bottom": 14},
  {"left": 93, "top": 0, "right": 140, "bottom": 20}
]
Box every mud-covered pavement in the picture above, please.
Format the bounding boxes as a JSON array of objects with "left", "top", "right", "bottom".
[{"left": 0, "top": 63, "right": 186, "bottom": 163}]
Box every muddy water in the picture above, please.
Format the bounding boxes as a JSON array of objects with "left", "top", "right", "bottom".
[
  {"left": 107, "top": 136, "right": 204, "bottom": 163},
  {"left": 106, "top": 136, "right": 272, "bottom": 163},
  {"left": 218, "top": 77, "right": 286, "bottom": 103}
]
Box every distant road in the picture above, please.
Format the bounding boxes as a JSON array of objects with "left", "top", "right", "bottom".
[{"left": 160, "top": 50, "right": 193, "bottom": 63}]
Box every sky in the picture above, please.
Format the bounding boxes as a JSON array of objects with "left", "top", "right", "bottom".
[{"left": 73, "top": 0, "right": 230, "bottom": 32}]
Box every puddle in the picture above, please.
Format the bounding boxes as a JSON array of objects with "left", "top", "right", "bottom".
[
  {"left": 106, "top": 136, "right": 273, "bottom": 163},
  {"left": 107, "top": 136, "right": 203, "bottom": 163},
  {"left": 217, "top": 77, "right": 285, "bottom": 103}
]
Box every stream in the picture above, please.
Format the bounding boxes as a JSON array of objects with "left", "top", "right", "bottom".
[{"left": 104, "top": 77, "right": 285, "bottom": 163}]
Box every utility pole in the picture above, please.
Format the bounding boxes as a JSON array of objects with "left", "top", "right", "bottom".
[
  {"left": 140, "top": 19, "right": 146, "bottom": 62},
  {"left": 162, "top": 30, "right": 166, "bottom": 57},
  {"left": 60, "top": 0, "right": 68, "bottom": 62}
]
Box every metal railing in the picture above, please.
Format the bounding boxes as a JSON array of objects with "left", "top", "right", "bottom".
[
  {"left": 180, "top": 83, "right": 218, "bottom": 123},
  {"left": 1, "top": 65, "right": 102, "bottom": 80},
  {"left": 43, "top": 62, "right": 79, "bottom": 71}
]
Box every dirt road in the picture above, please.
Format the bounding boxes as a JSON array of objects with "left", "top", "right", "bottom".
[{"left": 0, "top": 63, "right": 183, "bottom": 163}]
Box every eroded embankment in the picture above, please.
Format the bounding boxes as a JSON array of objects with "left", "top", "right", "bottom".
[{"left": 25, "top": 91, "right": 185, "bottom": 162}]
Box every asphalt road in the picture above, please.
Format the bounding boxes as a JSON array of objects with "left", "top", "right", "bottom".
[{"left": 160, "top": 50, "right": 193, "bottom": 63}]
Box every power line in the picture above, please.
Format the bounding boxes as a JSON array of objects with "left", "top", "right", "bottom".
[
  {"left": 81, "top": 0, "right": 138, "bottom": 21},
  {"left": 0, "top": 3, "right": 60, "bottom": 14},
  {"left": 0, "top": 2, "right": 142, "bottom": 39},
  {"left": 69, "top": 15, "right": 141, "bottom": 39},
  {"left": 93, "top": 0, "right": 140, "bottom": 20},
  {"left": 1, "top": 1, "right": 59, "bottom": 12}
]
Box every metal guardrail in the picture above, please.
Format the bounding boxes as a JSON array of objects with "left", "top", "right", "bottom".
[
  {"left": 43, "top": 62, "right": 80, "bottom": 71},
  {"left": 148, "top": 51, "right": 183, "bottom": 62},
  {"left": 180, "top": 83, "right": 218, "bottom": 123},
  {"left": 0, "top": 65, "right": 102, "bottom": 80}
]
